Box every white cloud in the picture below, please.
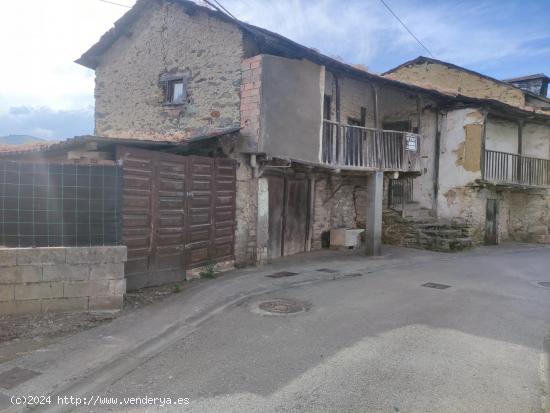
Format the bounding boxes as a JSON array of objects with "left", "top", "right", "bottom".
[
  {"left": 0, "top": 0, "right": 136, "bottom": 113},
  {"left": 0, "top": 0, "right": 547, "bottom": 126}
]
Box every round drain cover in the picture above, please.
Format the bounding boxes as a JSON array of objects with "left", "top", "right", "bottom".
[
  {"left": 256, "top": 299, "right": 307, "bottom": 315},
  {"left": 538, "top": 282, "right": 550, "bottom": 288}
]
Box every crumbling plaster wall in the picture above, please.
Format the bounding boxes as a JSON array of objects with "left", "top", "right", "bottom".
[
  {"left": 436, "top": 108, "right": 485, "bottom": 240},
  {"left": 387, "top": 62, "right": 526, "bottom": 108},
  {"left": 486, "top": 117, "right": 518, "bottom": 153},
  {"left": 523, "top": 123, "right": 550, "bottom": 158},
  {"left": 506, "top": 191, "right": 550, "bottom": 244},
  {"left": 94, "top": 1, "right": 243, "bottom": 140},
  {"left": 311, "top": 174, "right": 368, "bottom": 250}
]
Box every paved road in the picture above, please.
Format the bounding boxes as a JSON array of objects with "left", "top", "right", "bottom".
[{"left": 76, "top": 244, "right": 550, "bottom": 413}]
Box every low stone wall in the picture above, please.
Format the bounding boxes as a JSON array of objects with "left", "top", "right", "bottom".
[{"left": 0, "top": 246, "right": 127, "bottom": 315}]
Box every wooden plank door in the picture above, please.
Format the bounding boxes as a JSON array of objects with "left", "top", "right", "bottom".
[
  {"left": 186, "top": 156, "right": 215, "bottom": 269},
  {"left": 117, "top": 146, "right": 155, "bottom": 287},
  {"left": 117, "top": 146, "right": 187, "bottom": 288},
  {"left": 153, "top": 152, "right": 187, "bottom": 278},
  {"left": 185, "top": 156, "right": 237, "bottom": 268},
  {"left": 267, "top": 176, "right": 285, "bottom": 259},
  {"left": 211, "top": 158, "right": 236, "bottom": 262},
  {"left": 485, "top": 199, "right": 498, "bottom": 245},
  {"left": 283, "top": 178, "right": 309, "bottom": 256}
]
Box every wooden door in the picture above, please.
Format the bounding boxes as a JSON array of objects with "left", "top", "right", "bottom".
[
  {"left": 267, "top": 176, "right": 284, "bottom": 259},
  {"left": 283, "top": 178, "right": 309, "bottom": 256},
  {"left": 117, "top": 147, "right": 236, "bottom": 289},
  {"left": 117, "top": 147, "right": 187, "bottom": 288},
  {"left": 186, "top": 156, "right": 236, "bottom": 269},
  {"left": 267, "top": 175, "right": 309, "bottom": 258},
  {"left": 485, "top": 199, "right": 498, "bottom": 245}
]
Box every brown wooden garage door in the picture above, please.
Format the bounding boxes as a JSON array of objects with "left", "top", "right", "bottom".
[{"left": 116, "top": 147, "right": 236, "bottom": 289}]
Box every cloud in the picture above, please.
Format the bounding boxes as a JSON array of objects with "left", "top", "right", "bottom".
[
  {"left": 0, "top": 106, "right": 94, "bottom": 140},
  {"left": 223, "top": 0, "right": 550, "bottom": 76}
]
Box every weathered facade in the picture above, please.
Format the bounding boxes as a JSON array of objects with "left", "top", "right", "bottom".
[
  {"left": 25, "top": 0, "right": 546, "bottom": 289},
  {"left": 93, "top": 0, "right": 243, "bottom": 140},
  {"left": 384, "top": 58, "right": 550, "bottom": 245}
]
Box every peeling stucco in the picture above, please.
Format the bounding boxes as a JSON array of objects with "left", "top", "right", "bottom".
[{"left": 454, "top": 124, "right": 482, "bottom": 172}]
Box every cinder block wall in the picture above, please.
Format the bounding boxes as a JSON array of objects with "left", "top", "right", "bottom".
[{"left": 0, "top": 246, "right": 127, "bottom": 315}]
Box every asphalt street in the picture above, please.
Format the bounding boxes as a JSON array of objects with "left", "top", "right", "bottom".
[{"left": 77, "top": 245, "right": 550, "bottom": 413}]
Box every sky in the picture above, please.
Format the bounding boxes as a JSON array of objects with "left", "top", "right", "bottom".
[{"left": 0, "top": 0, "right": 549, "bottom": 140}]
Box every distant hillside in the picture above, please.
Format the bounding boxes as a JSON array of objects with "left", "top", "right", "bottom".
[{"left": 0, "top": 135, "right": 46, "bottom": 145}]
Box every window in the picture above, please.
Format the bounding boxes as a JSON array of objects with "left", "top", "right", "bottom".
[
  {"left": 347, "top": 107, "right": 367, "bottom": 127},
  {"left": 160, "top": 71, "right": 190, "bottom": 105},
  {"left": 166, "top": 79, "right": 186, "bottom": 104},
  {"left": 323, "top": 95, "right": 331, "bottom": 120}
]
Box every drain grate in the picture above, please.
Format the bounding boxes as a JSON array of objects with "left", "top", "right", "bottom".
[
  {"left": 258, "top": 299, "right": 306, "bottom": 314},
  {"left": 317, "top": 268, "right": 338, "bottom": 273},
  {"left": 345, "top": 273, "right": 363, "bottom": 277},
  {"left": 538, "top": 282, "right": 550, "bottom": 288},
  {"left": 422, "top": 282, "right": 451, "bottom": 290},
  {"left": 0, "top": 367, "right": 41, "bottom": 390},
  {"left": 266, "top": 271, "right": 299, "bottom": 278}
]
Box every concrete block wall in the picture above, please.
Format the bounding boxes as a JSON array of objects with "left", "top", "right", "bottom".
[{"left": 0, "top": 246, "right": 127, "bottom": 315}]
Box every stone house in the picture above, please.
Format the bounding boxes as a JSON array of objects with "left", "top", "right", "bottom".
[
  {"left": 72, "top": 0, "right": 550, "bottom": 272},
  {"left": 383, "top": 57, "right": 550, "bottom": 245},
  {"left": 2, "top": 0, "right": 549, "bottom": 294}
]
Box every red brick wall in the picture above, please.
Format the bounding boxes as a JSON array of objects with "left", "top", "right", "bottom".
[{"left": 240, "top": 55, "right": 262, "bottom": 143}]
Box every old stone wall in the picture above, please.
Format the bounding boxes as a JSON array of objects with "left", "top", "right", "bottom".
[
  {"left": 0, "top": 246, "right": 127, "bottom": 315},
  {"left": 386, "top": 61, "right": 526, "bottom": 108},
  {"left": 435, "top": 186, "right": 550, "bottom": 245},
  {"left": 507, "top": 191, "right": 550, "bottom": 244},
  {"left": 94, "top": 1, "right": 243, "bottom": 140},
  {"left": 311, "top": 174, "right": 368, "bottom": 250}
]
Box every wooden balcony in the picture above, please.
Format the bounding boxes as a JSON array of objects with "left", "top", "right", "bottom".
[
  {"left": 321, "top": 120, "right": 422, "bottom": 172},
  {"left": 483, "top": 149, "right": 550, "bottom": 188}
]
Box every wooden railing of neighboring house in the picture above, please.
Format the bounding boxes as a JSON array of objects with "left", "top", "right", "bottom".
[
  {"left": 321, "top": 120, "right": 422, "bottom": 172},
  {"left": 483, "top": 149, "right": 550, "bottom": 187}
]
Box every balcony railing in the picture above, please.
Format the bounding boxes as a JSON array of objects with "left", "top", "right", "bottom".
[
  {"left": 483, "top": 149, "right": 550, "bottom": 187},
  {"left": 321, "top": 120, "right": 421, "bottom": 171}
]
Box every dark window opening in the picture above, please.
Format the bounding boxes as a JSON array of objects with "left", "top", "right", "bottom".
[
  {"left": 165, "top": 79, "right": 186, "bottom": 105},
  {"left": 348, "top": 107, "right": 367, "bottom": 127},
  {"left": 383, "top": 120, "right": 412, "bottom": 132},
  {"left": 160, "top": 71, "right": 190, "bottom": 105},
  {"left": 323, "top": 95, "right": 331, "bottom": 120}
]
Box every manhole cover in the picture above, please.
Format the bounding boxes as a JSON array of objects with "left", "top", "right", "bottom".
[
  {"left": 421, "top": 282, "right": 451, "bottom": 290},
  {"left": 0, "top": 367, "right": 41, "bottom": 390},
  {"left": 266, "top": 271, "right": 299, "bottom": 278},
  {"left": 538, "top": 282, "right": 550, "bottom": 288},
  {"left": 317, "top": 268, "right": 338, "bottom": 273},
  {"left": 255, "top": 299, "right": 307, "bottom": 315}
]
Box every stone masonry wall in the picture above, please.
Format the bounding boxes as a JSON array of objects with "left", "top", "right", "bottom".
[
  {"left": 94, "top": 1, "right": 243, "bottom": 140},
  {"left": 386, "top": 61, "right": 526, "bottom": 108},
  {"left": 439, "top": 186, "right": 550, "bottom": 245},
  {"left": 0, "top": 246, "right": 127, "bottom": 315},
  {"left": 311, "top": 174, "right": 368, "bottom": 250}
]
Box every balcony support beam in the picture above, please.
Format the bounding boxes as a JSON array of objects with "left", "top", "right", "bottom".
[{"left": 365, "top": 171, "right": 384, "bottom": 256}]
